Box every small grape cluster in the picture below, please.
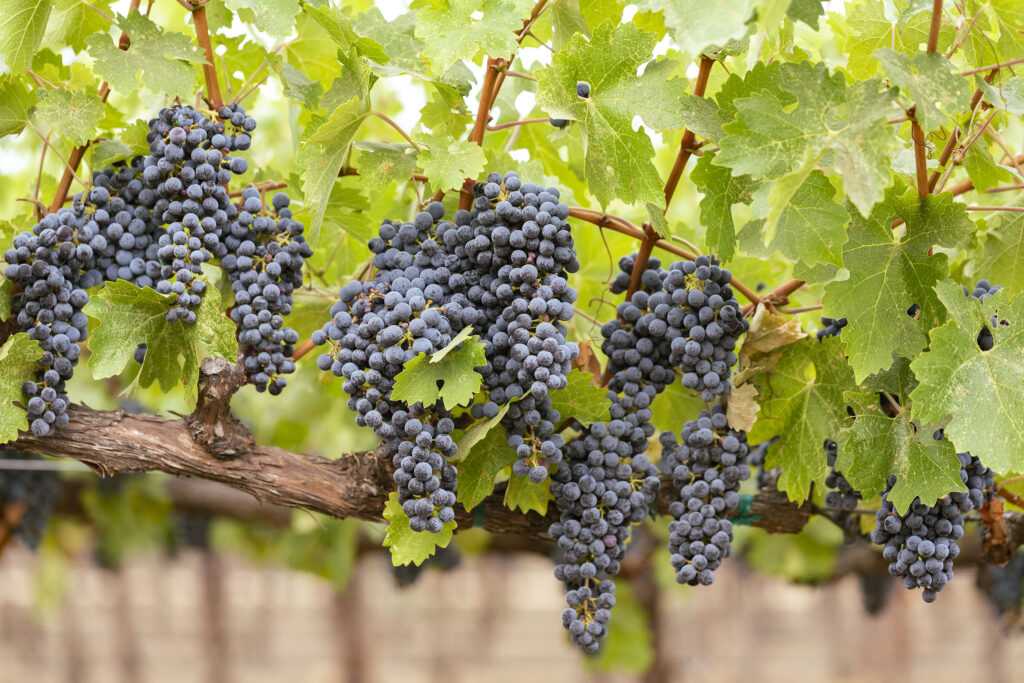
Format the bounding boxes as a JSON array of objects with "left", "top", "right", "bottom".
[
  {"left": 314, "top": 203, "right": 463, "bottom": 532},
  {"left": 222, "top": 189, "right": 312, "bottom": 393},
  {"left": 0, "top": 452, "right": 62, "bottom": 549},
  {"left": 871, "top": 447, "right": 993, "bottom": 603},
  {"left": 663, "top": 407, "right": 750, "bottom": 586},
  {"left": 662, "top": 257, "right": 746, "bottom": 401},
  {"left": 748, "top": 438, "right": 779, "bottom": 491},
  {"left": 5, "top": 211, "right": 93, "bottom": 435},
  {"left": 817, "top": 316, "right": 848, "bottom": 341},
  {"left": 824, "top": 439, "right": 861, "bottom": 511}
]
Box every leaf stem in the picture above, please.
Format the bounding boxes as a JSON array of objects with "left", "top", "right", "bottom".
[
  {"left": 33, "top": 133, "right": 51, "bottom": 220},
  {"left": 486, "top": 117, "right": 549, "bottom": 132},
  {"left": 503, "top": 69, "right": 537, "bottom": 81},
  {"left": 369, "top": 112, "right": 421, "bottom": 151},
  {"left": 910, "top": 108, "right": 930, "bottom": 199}
]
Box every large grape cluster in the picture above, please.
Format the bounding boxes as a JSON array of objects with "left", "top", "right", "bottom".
[
  {"left": 446, "top": 173, "right": 580, "bottom": 482},
  {"left": 222, "top": 189, "right": 312, "bottom": 393},
  {"left": 314, "top": 203, "right": 463, "bottom": 532},
  {"left": 663, "top": 407, "right": 750, "bottom": 586},
  {"left": 549, "top": 410, "right": 661, "bottom": 652},
  {"left": 0, "top": 452, "right": 62, "bottom": 549},
  {"left": 4, "top": 101, "right": 306, "bottom": 439},
  {"left": 144, "top": 104, "right": 253, "bottom": 323}
]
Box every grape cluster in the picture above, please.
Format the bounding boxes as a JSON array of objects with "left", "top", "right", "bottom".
[
  {"left": 314, "top": 204, "right": 463, "bottom": 532},
  {"left": 663, "top": 407, "right": 750, "bottom": 586},
  {"left": 662, "top": 257, "right": 746, "bottom": 401},
  {"left": 817, "top": 316, "right": 848, "bottom": 341},
  {"left": 5, "top": 211, "right": 94, "bottom": 435},
  {"left": 550, "top": 411, "right": 661, "bottom": 652},
  {"left": 966, "top": 278, "right": 1001, "bottom": 300},
  {"left": 448, "top": 173, "right": 580, "bottom": 482},
  {"left": 391, "top": 543, "right": 463, "bottom": 588},
  {"left": 748, "top": 437, "right": 779, "bottom": 491},
  {"left": 4, "top": 101, "right": 305, "bottom": 439},
  {"left": 0, "top": 452, "right": 62, "bottom": 549},
  {"left": 978, "top": 550, "right": 1024, "bottom": 617},
  {"left": 222, "top": 189, "right": 312, "bottom": 393},
  {"left": 824, "top": 439, "right": 861, "bottom": 511},
  {"left": 144, "top": 104, "right": 253, "bottom": 323},
  {"left": 871, "top": 447, "right": 993, "bottom": 603}
]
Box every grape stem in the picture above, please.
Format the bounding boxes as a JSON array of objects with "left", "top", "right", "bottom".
[
  {"left": 663, "top": 55, "right": 715, "bottom": 209},
  {"left": 32, "top": 132, "right": 51, "bottom": 221},
  {"left": 567, "top": 207, "right": 768, "bottom": 306},
  {"left": 48, "top": 0, "right": 141, "bottom": 214}
]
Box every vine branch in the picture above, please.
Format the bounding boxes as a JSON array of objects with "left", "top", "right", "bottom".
[
  {"left": 48, "top": 0, "right": 142, "bottom": 213},
  {"left": 191, "top": 2, "right": 223, "bottom": 109},
  {"left": 663, "top": 55, "right": 715, "bottom": 208}
]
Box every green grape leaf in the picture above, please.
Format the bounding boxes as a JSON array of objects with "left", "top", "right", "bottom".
[
  {"left": 691, "top": 153, "right": 755, "bottom": 263},
  {"left": 504, "top": 472, "right": 552, "bottom": 515},
  {"left": 715, "top": 61, "right": 898, "bottom": 216},
  {"left": 457, "top": 423, "right": 516, "bottom": 511},
  {"left": 90, "top": 140, "right": 135, "bottom": 170},
  {"left": 0, "top": 0, "right": 52, "bottom": 73},
  {"left": 876, "top": 50, "right": 970, "bottom": 132},
  {"left": 979, "top": 76, "right": 1024, "bottom": 115},
  {"left": 768, "top": 171, "right": 849, "bottom": 268},
  {"left": 788, "top": 0, "right": 824, "bottom": 27},
  {"left": 823, "top": 187, "right": 973, "bottom": 382},
  {"left": 974, "top": 213, "right": 1024, "bottom": 295},
  {"left": 836, "top": 392, "right": 963, "bottom": 513},
  {"left": 750, "top": 337, "right": 856, "bottom": 504},
  {"left": 0, "top": 278, "right": 12, "bottom": 322},
  {"left": 550, "top": 369, "right": 610, "bottom": 426},
  {"left": 34, "top": 88, "right": 104, "bottom": 146},
  {"left": 536, "top": 23, "right": 667, "bottom": 207},
  {"left": 224, "top": 0, "right": 299, "bottom": 38},
  {"left": 638, "top": 0, "right": 755, "bottom": 56},
  {"left": 416, "top": 136, "right": 487, "bottom": 192},
  {"left": 276, "top": 62, "right": 323, "bottom": 109},
  {"left": 391, "top": 335, "right": 486, "bottom": 410},
  {"left": 353, "top": 141, "right": 418, "bottom": 188},
  {"left": 297, "top": 97, "right": 370, "bottom": 240},
  {"left": 909, "top": 280, "right": 1024, "bottom": 474},
  {"left": 286, "top": 8, "right": 341, "bottom": 86},
  {"left": 413, "top": 0, "right": 533, "bottom": 73},
  {"left": 86, "top": 12, "right": 203, "bottom": 98},
  {"left": 963, "top": 145, "right": 1016, "bottom": 192},
  {"left": 0, "top": 75, "right": 36, "bottom": 137},
  {"left": 84, "top": 279, "right": 236, "bottom": 405},
  {"left": 834, "top": 0, "right": 952, "bottom": 79},
  {"left": 382, "top": 492, "right": 454, "bottom": 566},
  {"left": 43, "top": 0, "right": 111, "bottom": 52},
  {"left": 0, "top": 333, "right": 44, "bottom": 444},
  {"left": 353, "top": 7, "right": 423, "bottom": 71}
]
